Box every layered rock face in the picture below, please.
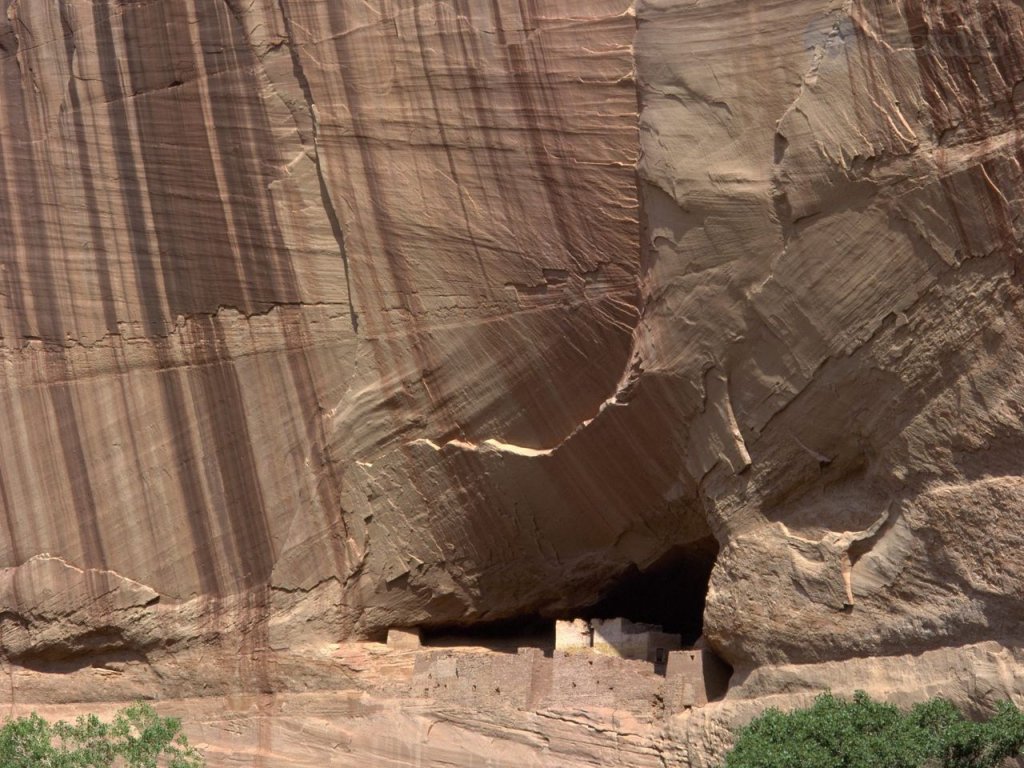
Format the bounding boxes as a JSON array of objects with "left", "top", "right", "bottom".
[
  {"left": 1, "top": 0, "right": 1023, "bottom": 729},
  {"left": 0, "top": 0, "right": 643, "bottom": 655}
]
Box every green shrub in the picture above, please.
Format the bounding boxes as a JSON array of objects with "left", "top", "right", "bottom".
[
  {"left": 0, "top": 702, "right": 204, "bottom": 767},
  {"left": 724, "top": 690, "right": 1024, "bottom": 768}
]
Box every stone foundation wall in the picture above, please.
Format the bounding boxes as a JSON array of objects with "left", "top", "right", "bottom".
[
  {"left": 409, "top": 646, "right": 719, "bottom": 715},
  {"left": 413, "top": 649, "right": 541, "bottom": 708},
  {"left": 547, "top": 651, "right": 664, "bottom": 711},
  {"left": 665, "top": 649, "right": 731, "bottom": 707}
]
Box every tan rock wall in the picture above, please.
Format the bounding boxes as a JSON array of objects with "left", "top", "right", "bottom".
[{"left": 0, "top": 0, "right": 1022, "bottom": 716}]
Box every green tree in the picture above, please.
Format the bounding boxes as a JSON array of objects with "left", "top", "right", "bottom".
[
  {"left": 724, "top": 690, "right": 1024, "bottom": 768},
  {"left": 0, "top": 703, "right": 204, "bottom": 768}
]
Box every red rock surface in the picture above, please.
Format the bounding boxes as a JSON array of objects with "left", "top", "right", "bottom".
[{"left": 1, "top": 0, "right": 1024, "bottom": 764}]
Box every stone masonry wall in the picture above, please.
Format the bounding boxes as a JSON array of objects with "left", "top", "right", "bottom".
[{"left": 411, "top": 647, "right": 678, "bottom": 715}]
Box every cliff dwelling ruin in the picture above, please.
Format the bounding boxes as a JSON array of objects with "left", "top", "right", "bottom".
[
  {"left": 402, "top": 534, "right": 727, "bottom": 710},
  {"left": 391, "top": 609, "right": 731, "bottom": 713}
]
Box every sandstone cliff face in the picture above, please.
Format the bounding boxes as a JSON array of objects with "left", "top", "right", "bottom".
[
  {"left": 1, "top": 0, "right": 1023, "bottom": 736},
  {"left": 650, "top": 0, "right": 1024, "bottom": 669},
  {"left": 0, "top": 0, "right": 644, "bottom": 653}
]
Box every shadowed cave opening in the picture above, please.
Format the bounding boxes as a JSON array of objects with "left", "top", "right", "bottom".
[
  {"left": 421, "top": 615, "right": 556, "bottom": 653},
  {"left": 421, "top": 535, "right": 721, "bottom": 655},
  {"left": 8, "top": 627, "right": 149, "bottom": 673},
  {"left": 581, "top": 536, "right": 720, "bottom": 646}
]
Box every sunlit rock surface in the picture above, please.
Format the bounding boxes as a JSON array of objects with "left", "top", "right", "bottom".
[{"left": 1, "top": 0, "right": 1024, "bottom": 763}]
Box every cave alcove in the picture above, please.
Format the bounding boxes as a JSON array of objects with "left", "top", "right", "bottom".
[
  {"left": 580, "top": 536, "right": 720, "bottom": 646},
  {"left": 420, "top": 535, "right": 720, "bottom": 656},
  {"left": 420, "top": 614, "right": 554, "bottom": 653}
]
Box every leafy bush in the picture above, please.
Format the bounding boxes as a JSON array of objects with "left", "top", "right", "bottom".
[
  {"left": 724, "top": 690, "right": 1024, "bottom": 768},
  {"left": 0, "top": 702, "right": 204, "bottom": 767}
]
